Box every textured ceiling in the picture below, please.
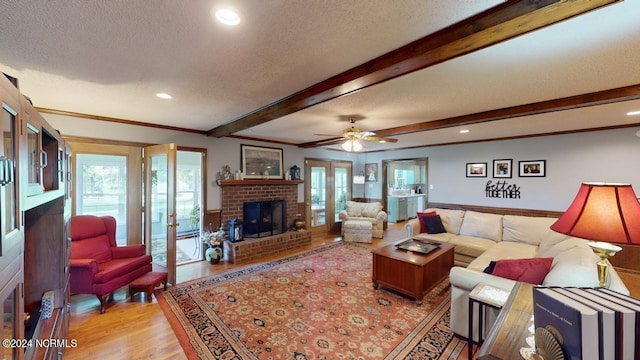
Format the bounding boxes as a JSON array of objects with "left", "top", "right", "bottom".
[{"left": 1, "top": 0, "right": 639, "bottom": 151}]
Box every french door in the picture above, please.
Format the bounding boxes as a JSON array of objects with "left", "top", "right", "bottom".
[
  {"left": 144, "top": 143, "right": 177, "bottom": 285},
  {"left": 305, "top": 159, "right": 351, "bottom": 235}
]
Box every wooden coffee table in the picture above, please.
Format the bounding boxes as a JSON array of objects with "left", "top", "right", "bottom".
[{"left": 372, "top": 240, "right": 454, "bottom": 304}]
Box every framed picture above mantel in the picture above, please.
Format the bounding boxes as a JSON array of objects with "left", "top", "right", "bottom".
[{"left": 241, "top": 145, "right": 284, "bottom": 180}]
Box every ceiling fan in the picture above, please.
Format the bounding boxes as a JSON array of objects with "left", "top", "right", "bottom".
[{"left": 338, "top": 118, "right": 398, "bottom": 152}]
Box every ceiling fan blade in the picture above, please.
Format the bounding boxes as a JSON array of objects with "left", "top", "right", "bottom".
[{"left": 363, "top": 135, "right": 398, "bottom": 143}]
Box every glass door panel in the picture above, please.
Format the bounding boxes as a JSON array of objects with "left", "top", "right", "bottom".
[
  {"left": 175, "top": 150, "right": 204, "bottom": 264},
  {"left": 331, "top": 162, "right": 351, "bottom": 233},
  {"left": 311, "top": 166, "right": 326, "bottom": 227},
  {"left": 1, "top": 105, "right": 18, "bottom": 246},
  {"left": 0, "top": 286, "right": 17, "bottom": 360},
  {"left": 144, "top": 144, "right": 177, "bottom": 285},
  {"left": 75, "top": 154, "right": 128, "bottom": 245},
  {"left": 306, "top": 159, "right": 352, "bottom": 235},
  {"left": 306, "top": 160, "right": 329, "bottom": 235}
]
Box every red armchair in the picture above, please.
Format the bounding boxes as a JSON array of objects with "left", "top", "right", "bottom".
[{"left": 70, "top": 215, "right": 152, "bottom": 313}]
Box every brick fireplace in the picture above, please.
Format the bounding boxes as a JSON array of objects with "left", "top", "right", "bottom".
[
  {"left": 219, "top": 179, "right": 302, "bottom": 229},
  {"left": 218, "top": 179, "right": 310, "bottom": 263}
]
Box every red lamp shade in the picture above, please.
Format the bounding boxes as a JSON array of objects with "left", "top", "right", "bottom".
[{"left": 550, "top": 183, "right": 640, "bottom": 245}]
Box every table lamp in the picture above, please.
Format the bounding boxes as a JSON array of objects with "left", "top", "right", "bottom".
[{"left": 550, "top": 182, "right": 640, "bottom": 287}]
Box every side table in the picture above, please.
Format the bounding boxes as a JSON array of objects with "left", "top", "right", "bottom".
[
  {"left": 468, "top": 282, "right": 510, "bottom": 359},
  {"left": 477, "top": 282, "right": 534, "bottom": 359}
]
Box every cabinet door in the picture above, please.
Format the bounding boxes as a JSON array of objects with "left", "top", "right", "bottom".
[
  {"left": 407, "top": 197, "right": 418, "bottom": 219},
  {"left": 1, "top": 104, "right": 19, "bottom": 240},
  {"left": 397, "top": 198, "right": 408, "bottom": 221},
  {"left": 387, "top": 197, "right": 398, "bottom": 222},
  {"left": 25, "top": 122, "right": 43, "bottom": 195}
]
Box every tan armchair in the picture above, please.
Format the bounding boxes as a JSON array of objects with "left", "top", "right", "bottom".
[{"left": 338, "top": 201, "right": 387, "bottom": 238}]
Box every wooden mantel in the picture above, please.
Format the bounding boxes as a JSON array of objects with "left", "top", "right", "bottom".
[{"left": 217, "top": 179, "right": 303, "bottom": 186}]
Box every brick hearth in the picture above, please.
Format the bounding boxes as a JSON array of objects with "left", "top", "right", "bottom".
[
  {"left": 218, "top": 179, "right": 307, "bottom": 263},
  {"left": 224, "top": 231, "right": 312, "bottom": 264}
]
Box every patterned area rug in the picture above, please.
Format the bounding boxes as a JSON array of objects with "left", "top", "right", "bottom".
[{"left": 158, "top": 242, "right": 465, "bottom": 359}]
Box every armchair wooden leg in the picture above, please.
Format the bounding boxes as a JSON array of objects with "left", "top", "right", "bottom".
[{"left": 97, "top": 293, "right": 111, "bottom": 314}]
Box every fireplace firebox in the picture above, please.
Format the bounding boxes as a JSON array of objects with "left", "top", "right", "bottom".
[{"left": 243, "top": 200, "right": 286, "bottom": 238}]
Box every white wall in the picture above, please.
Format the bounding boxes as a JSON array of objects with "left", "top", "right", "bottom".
[{"left": 45, "top": 112, "right": 640, "bottom": 212}]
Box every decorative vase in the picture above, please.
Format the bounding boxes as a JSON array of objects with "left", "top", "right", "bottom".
[
  {"left": 294, "top": 217, "right": 305, "bottom": 231},
  {"left": 205, "top": 245, "right": 223, "bottom": 264}
]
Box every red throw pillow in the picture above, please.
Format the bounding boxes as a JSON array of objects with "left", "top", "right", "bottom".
[
  {"left": 490, "top": 257, "right": 553, "bottom": 285},
  {"left": 416, "top": 211, "right": 436, "bottom": 233}
]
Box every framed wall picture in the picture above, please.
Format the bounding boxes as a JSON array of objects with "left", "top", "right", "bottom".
[
  {"left": 241, "top": 144, "right": 284, "bottom": 179},
  {"left": 466, "top": 163, "right": 487, "bottom": 177},
  {"left": 493, "top": 159, "right": 512, "bottom": 178},
  {"left": 519, "top": 160, "right": 546, "bottom": 177},
  {"left": 365, "top": 163, "right": 378, "bottom": 182}
]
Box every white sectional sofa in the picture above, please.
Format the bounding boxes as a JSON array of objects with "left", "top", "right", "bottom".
[{"left": 404, "top": 208, "right": 629, "bottom": 339}]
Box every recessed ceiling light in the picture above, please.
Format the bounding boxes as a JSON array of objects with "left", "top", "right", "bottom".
[
  {"left": 459, "top": 129, "right": 470, "bottom": 134},
  {"left": 627, "top": 110, "right": 640, "bottom": 116},
  {"left": 215, "top": 8, "right": 240, "bottom": 26},
  {"left": 156, "top": 93, "right": 173, "bottom": 99}
]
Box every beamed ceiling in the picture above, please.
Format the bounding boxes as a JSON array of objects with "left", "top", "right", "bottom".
[{"left": 1, "top": 0, "right": 639, "bottom": 152}]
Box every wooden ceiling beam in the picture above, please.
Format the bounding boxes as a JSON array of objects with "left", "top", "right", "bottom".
[
  {"left": 207, "top": 0, "right": 620, "bottom": 138},
  {"left": 298, "top": 83, "right": 640, "bottom": 148}
]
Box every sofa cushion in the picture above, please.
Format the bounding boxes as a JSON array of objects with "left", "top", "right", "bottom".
[
  {"left": 361, "top": 202, "right": 383, "bottom": 218},
  {"left": 537, "top": 233, "right": 574, "bottom": 257},
  {"left": 70, "top": 234, "right": 113, "bottom": 263},
  {"left": 542, "top": 245, "right": 601, "bottom": 288},
  {"left": 414, "top": 233, "right": 455, "bottom": 243},
  {"left": 449, "top": 235, "right": 497, "bottom": 259},
  {"left": 427, "top": 208, "right": 465, "bottom": 234},
  {"left": 459, "top": 211, "right": 503, "bottom": 242},
  {"left": 502, "top": 215, "right": 565, "bottom": 246},
  {"left": 94, "top": 255, "right": 153, "bottom": 284},
  {"left": 467, "top": 241, "right": 538, "bottom": 272},
  {"left": 343, "top": 216, "right": 378, "bottom": 226},
  {"left": 536, "top": 237, "right": 586, "bottom": 258},
  {"left": 345, "top": 201, "right": 363, "bottom": 217},
  {"left": 485, "top": 257, "right": 553, "bottom": 285},
  {"left": 417, "top": 211, "right": 437, "bottom": 233}
]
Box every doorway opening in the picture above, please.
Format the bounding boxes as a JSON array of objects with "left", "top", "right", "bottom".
[{"left": 382, "top": 158, "right": 428, "bottom": 222}]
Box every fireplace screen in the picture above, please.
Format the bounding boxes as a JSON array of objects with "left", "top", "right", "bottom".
[{"left": 243, "top": 200, "right": 286, "bottom": 238}]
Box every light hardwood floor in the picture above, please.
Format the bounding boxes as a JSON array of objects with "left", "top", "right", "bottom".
[
  {"left": 63, "top": 221, "right": 640, "bottom": 360},
  {"left": 63, "top": 223, "right": 404, "bottom": 359}
]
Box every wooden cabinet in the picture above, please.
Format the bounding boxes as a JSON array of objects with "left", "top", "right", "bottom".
[
  {"left": 21, "top": 97, "right": 65, "bottom": 209},
  {"left": 0, "top": 73, "right": 70, "bottom": 360},
  {"left": 0, "top": 73, "right": 25, "bottom": 360}
]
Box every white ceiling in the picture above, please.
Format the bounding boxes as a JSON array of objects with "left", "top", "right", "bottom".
[{"left": 1, "top": 0, "right": 639, "bottom": 152}]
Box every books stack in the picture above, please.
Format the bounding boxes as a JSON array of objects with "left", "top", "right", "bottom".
[{"left": 533, "top": 287, "right": 640, "bottom": 360}]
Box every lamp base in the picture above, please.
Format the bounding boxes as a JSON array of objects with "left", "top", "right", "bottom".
[{"left": 586, "top": 241, "right": 622, "bottom": 288}]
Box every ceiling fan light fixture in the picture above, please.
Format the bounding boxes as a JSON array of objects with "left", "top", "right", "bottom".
[{"left": 342, "top": 138, "right": 363, "bottom": 152}]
